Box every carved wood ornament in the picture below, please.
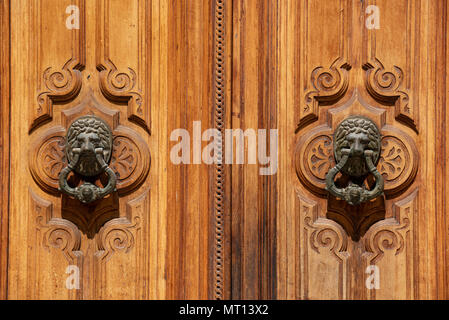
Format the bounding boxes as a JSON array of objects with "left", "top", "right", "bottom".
[
  {"left": 31, "top": 96, "right": 150, "bottom": 236},
  {"left": 213, "top": 0, "right": 226, "bottom": 300},
  {"left": 296, "top": 58, "right": 418, "bottom": 241}
]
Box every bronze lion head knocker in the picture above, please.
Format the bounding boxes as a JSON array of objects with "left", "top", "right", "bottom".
[
  {"left": 59, "top": 116, "right": 117, "bottom": 204},
  {"left": 325, "top": 116, "right": 384, "bottom": 205}
]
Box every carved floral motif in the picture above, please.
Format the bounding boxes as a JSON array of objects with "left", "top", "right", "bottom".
[
  {"left": 307, "top": 135, "right": 334, "bottom": 180},
  {"left": 111, "top": 137, "right": 138, "bottom": 182},
  {"left": 379, "top": 137, "right": 407, "bottom": 182},
  {"left": 41, "top": 136, "right": 66, "bottom": 181}
]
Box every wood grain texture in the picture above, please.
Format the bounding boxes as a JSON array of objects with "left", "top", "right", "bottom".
[
  {"left": 3, "top": 0, "right": 449, "bottom": 300},
  {"left": 230, "top": 0, "right": 278, "bottom": 299},
  {"left": 435, "top": 0, "right": 449, "bottom": 300},
  {"left": 30, "top": 0, "right": 85, "bottom": 133},
  {"left": 164, "top": 0, "right": 216, "bottom": 299},
  {"left": 0, "top": 0, "right": 10, "bottom": 300}
]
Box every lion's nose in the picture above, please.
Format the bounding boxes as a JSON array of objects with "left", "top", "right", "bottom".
[
  {"left": 351, "top": 140, "right": 364, "bottom": 157},
  {"left": 80, "top": 141, "right": 95, "bottom": 154}
]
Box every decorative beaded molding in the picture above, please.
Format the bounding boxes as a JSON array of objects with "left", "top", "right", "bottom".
[{"left": 213, "top": 0, "right": 225, "bottom": 300}]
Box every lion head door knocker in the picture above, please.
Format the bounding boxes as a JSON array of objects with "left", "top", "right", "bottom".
[
  {"left": 325, "top": 116, "right": 384, "bottom": 206},
  {"left": 59, "top": 116, "right": 117, "bottom": 204}
]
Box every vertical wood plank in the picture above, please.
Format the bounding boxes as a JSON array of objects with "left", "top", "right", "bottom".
[
  {"left": 445, "top": 0, "right": 449, "bottom": 301},
  {"left": 165, "top": 0, "right": 214, "bottom": 299},
  {"left": 0, "top": 0, "right": 10, "bottom": 300},
  {"left": 230, "top": 0, "right": 278, "bottom": 299},
  {"left": 435, "top": 0, "right": 448, "bottom": 300}
]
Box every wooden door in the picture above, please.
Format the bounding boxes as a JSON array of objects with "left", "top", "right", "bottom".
[
  {"left": 1, "top": 0, "right": 448, "bottom": 300},
  {"left": 230, "top": 0, "right": 449, "bottom": 300},
  {"left": 5, "top": 0, "right": 223, "bottom": 300}
]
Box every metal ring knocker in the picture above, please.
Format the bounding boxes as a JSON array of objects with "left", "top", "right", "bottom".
[
  {"left": 325, "top": 116, "right": 384, "bottom": 206},
  {"left": 59, "top": 116, "right": 117, "bottom": 204}
]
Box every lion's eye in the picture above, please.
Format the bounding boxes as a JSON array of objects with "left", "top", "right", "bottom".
[{"left": 361, "top": 138, "right": 370, "bottom": 144}]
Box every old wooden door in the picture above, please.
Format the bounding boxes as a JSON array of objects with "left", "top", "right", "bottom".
[{"left": 1, "top": 0, "right": 448, "bottom": 300}]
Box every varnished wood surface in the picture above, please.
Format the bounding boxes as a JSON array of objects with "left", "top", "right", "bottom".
[
  {"left": 0, "top": 0, "right": 10, "bottom": 300},
  {"left": 3, "top": 0, "right": 449, "bottom": 300}
]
